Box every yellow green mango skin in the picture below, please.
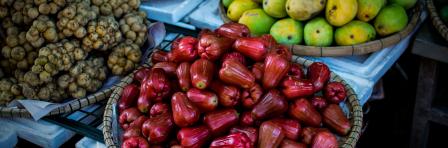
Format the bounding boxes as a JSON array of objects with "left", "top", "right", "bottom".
[
  {"left": 335, "top": 21, "right": 376, "bottom": 46},
  {"left": 263, "top": 0, "right": 287, "bottom": 18},
  {"left": 326, "top": 0, "right": 358, "bottom": 27},
  {"left": 374, "top": 4, "right": 408, "bottom": 36},
  {"left": 222, "top": 0, "right": 234, "bottom": 8},
  {"left": 239, "top": 9, "right": 276, "bottom": 36},
  {"left": 304, "top": 17, "right": 333, "bottom": 46},
  {"left": 285, "top": 0, "right": 326, "bottom": 21},
  {"left": 270, "top": 18, "right": 303, "bottom": 45},
  {"left": 388, "top": 0, "right": 417, "bottom": 9},
  {"left": 227, "top": 0, "right": 260, "bottom": 21},
  {"left": 357, "top": 0, "right": 385, "bottom": 22}
]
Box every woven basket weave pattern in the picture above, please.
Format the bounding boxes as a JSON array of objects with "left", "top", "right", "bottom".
[{"left": 427, "top": 0, "right": 448, "bottom": 41}]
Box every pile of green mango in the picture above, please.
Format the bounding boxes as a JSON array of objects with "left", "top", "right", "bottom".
[{"left": 223, "top": 0, "right": 416, "bottom": 46}]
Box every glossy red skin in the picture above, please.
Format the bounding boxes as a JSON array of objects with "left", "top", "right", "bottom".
[
  {"left": 242, "top": 84, "right": 263, "bottom": 109},
  {"left": 289, "top": 98, "right": 322, "bottom": 127},
  {"left": 142, "top": 113, "right": 174, "bottom": 144},
  {"left": 149, "top": 102, "right": 169, "bottom": 118},
  {"left": 308, "top": 62, "right": 330, "bottom": 93},
  {"left": 123, "top": 127, "right": 142, "bottom": 140},
  {"left": 204, "top": 109, "right": 239, "bottom": 135},
  {"left": 221, "top": 52, "right": 247, "bottom": 66},
  {"left": 176, "top": 62, "right": 191, "bottom": 91},
  {"left": 251, "top": 62, "right": 264, "bottom": 81},
  {"left": 119, "top": 84, "right": 140, "bottom": 113},
  {"left": 311, "top": 131, "right": 338, "bottom": 148},
  {"left": 129, "top": 116, "right": 148, "bottom": 129},
  {"left": 198, "top": 29, "right": 214, "bottom": 38},
  {"left": 280, "top": 139, "right": 307, "bottom": 148},
  {"left": 271, "top": 118, "right": 302, "bottom": 141},
  {"left": 171, "top": 92, "right": 200, "bottom": 127},
  {"left": 311, "top": 96, "right": 328, "bottom": 110},
  {"left": 263, "top": 51, "right": 291, "bottom": 89},
  {"left": 210, "top": 81, "right": 240, "bottom": 107},
  {"left": 169, "top": 36, "right": 198, "bottom": 63},
  {"left": 288, "top": 63, "right": 305, "bottom": 80},
  {"left": 260, "top": 34, "right": 278, "bottom": 49},
  {"left": 301, "top": 127, "right": 330, "bottom": 145},
  {"left": 210, "top": 132, "right": 253, "bottom": 148},
  {"left": 122, "top": 136, "right": 150, "bottom": 148},
  {"left": 177, "top": 125, "right": 211, "bottom": 148},
  {"left": 233, "top": 37, "right": 269, "bottom": 62},
  {"left": 119, "top": 108, "right": 142, "bottom": 130},
  {"left": 134, "top": 67, "right": 151, "bottom": 83},
  {"left": 215, "top": 22, "right": 250, "bottom": 40},
  {"left": 251, "top": 89, "right": 288, "bottom": 120},
  {"left": 141, "top": 68, "right": 171, "bottom": 102},
  {"left": 198, "top": 33, "right": 233, "bottom": 61},
  {"left": 151, "top": 50, "right": 169, "bottom": 63},
  {"left": 190, "top": 59, "right": 215, "bottom": 89},
  {"left": 273, "top": 44, "right": 292, "bottom": 62},
  {"left": 219, "top": 59, "right": 255, "bottom": 89},
  {"left": 153, "top": 62, "right": 177, "bottom": 77},
  {"left": 186, "top": 88, "right": 218, "bottom": 112},
  {"left": 230, "top": 127, "right": 258, "bottom": 146},
  {"left": 258, "top": 121, "right": 285, "bottom": 148},
  {"left": 137, "top": 92, "right": 151, "bottom": 113},
  {"left": 240, "top": 111, "right": 256, "bottom": 126},
  {"left": 281, "top": 77, "right": 314, "bottom": 99},
  {"left": 324, "top": 82, "right": 347, "bottom": 104},
  {"left": 322, "top": 104, "right": 351, "bottom": 136}
]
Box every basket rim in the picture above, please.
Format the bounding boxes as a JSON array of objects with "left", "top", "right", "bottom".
[
  {"left": 0, "top": 86, "right": 115, "bottom": 118},
  {"left": 102, "top": 54, "right": 363, "bottom": 148},
  {"left": 427, "top": 0, "right": 448, "bottom": 42},
  {"left": 219, "top": 2, "right": 422, "bottom": 57}
]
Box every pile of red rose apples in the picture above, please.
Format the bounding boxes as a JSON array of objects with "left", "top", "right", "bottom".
[{"left": 117, "top": 23, "right": 351, "bottom": 148}]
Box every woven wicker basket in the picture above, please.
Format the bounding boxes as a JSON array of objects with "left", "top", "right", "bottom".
[
  {"left": 0, "top": 85, "right": 115, "bottom": 118},
  {"left": 103, "top": 53, "right": 363, "bottom": 148},
  {"left": 427, "top": 0, "right": 448, "bottom": 41},
  {"left": 219, "top": 2, "right": 422, "bottom": 57}
]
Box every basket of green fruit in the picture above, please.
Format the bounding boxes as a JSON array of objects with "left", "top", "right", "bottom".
[
  {"left": 103, "top": 23, "right": 363, "bottom": 148},
  {"left": 0, "top": 0, "right": 150, "bottom": 119},
  {"left": 427, "top": 0, "right": 448, "bottom": 41},
  {"left": 220, "top": 0, "right": 422, "bottom": 57}
]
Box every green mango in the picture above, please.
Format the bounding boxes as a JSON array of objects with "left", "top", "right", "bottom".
[
  {"left": 222, "top": 0, "right": 234, "bottom": 8},
  {"left": 357, "top": 0, "right": 385, "bottom": 22},
  {"left": 263, "top": 0, "right": 287, "bottom": 18},
  {"left": 227, "top": 0, "right": 260, "bottom": 21},
  {"left": 440, "top": 5, "right": 448, "bottom": 23},
  {"left": 326, "top": 0, "right": 358, "bottom": 27},
  {"left": 270, "top": 18, "right": 303, "bottom": 45},
  {"left": 239, "top": 9, "right": 276, "bottom": 36},
  {"left": 335, "top": 21, "right": 376, "bottom": 46},
  {"left": 304, "top": 17, "right": 333, "bottom": 46},
  {"left": 388, "top": 0, "right": 417, "bottom": 9},
  {"left": 374, "top": 4, "right": 408, "bottom": 36},
  {"left": 285, "top": 0, "right": 326, "bottom": 21}
]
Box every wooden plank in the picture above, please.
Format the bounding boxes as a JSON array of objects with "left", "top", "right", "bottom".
[{"left": 410, "top": 58, "right": 439, "bottom": 148}]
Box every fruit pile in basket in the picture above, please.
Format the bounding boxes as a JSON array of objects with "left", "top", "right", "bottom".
[
  {"left": 0, "top": 0, "right": 149, "bottom": 105},
  {"left": 222, "top": 0, "right": 416, "bottom": 46},
  {"left": 117, "top": 23, "right": 352, "bottom": 148}
]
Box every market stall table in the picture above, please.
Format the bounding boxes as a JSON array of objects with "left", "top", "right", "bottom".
[{"left": 410, "top": 21, "right": 448, "bottom": 148}]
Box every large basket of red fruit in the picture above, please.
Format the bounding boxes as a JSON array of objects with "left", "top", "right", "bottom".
[{"left": 103, "top": 23, "right": 363, "bottom": 148}]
